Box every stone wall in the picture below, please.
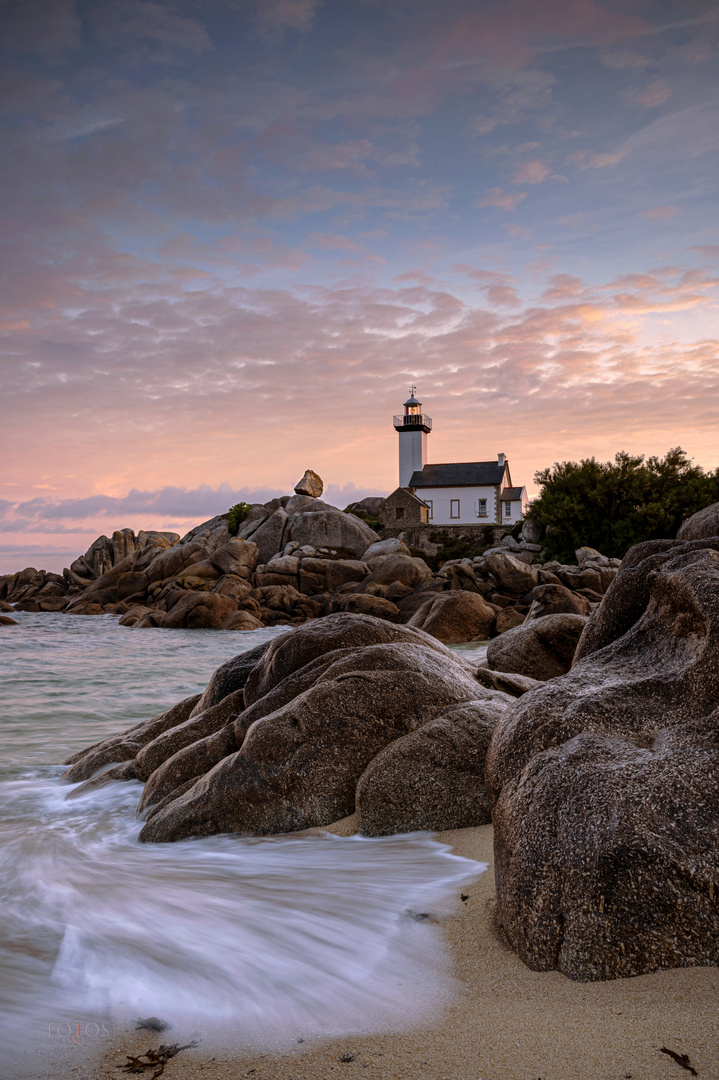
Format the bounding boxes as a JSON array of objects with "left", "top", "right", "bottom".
[{"left": 381, "top": 522, "right": 517, "bottom": 551}]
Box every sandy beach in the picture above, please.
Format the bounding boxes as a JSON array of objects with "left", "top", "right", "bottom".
[{"left": 64, "top": 822, "right": 716, "bottom": 1080}]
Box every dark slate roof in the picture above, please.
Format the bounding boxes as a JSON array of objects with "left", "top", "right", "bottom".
[
  {"left": 409, "top": 462, "right": 506, "bottom": 488},
  {"left": 500, "top": 487, "right": 524, "bottom": 501}
]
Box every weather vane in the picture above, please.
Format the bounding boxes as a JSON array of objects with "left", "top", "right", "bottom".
[{"left": 409, "top": 384, "right": 417, "bottom": 396}]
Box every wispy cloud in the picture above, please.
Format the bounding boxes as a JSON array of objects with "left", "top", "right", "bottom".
[
  {"left": 624, "top": 79, "right": 672, "bottom": 109},
  {"left": 1, "top": 0, "right": 718, "bottom": 574},
  {"left": 643, "top": 205, "right": 680, "bottom": 220},
  {"left": 476, "top": 187, "right": 527, "bottom": 210}
]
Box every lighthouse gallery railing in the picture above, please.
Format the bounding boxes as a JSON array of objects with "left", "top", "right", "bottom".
[{"left": 393, "top": 414, "right": 432, "bottom": 430}]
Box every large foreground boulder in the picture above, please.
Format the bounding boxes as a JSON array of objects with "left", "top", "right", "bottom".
[
  {"left": 486, "top": 613, "right": 588, "bottom": 681},
  {"left": 486, "top": 545, "right": 719, "bottom": 981},
  {"left": 139, "top": 636, "right": 499, "bottom": 842},
  {"left": 63, "top": 612, "right": 511, "bottom": 842}
]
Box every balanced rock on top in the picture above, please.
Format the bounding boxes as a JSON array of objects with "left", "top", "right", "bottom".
[{"left": 294, "top": 469, "right": 324, "bottom": 498}]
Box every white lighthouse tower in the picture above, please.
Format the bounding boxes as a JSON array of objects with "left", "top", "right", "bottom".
[{"left": 393, "top": 387, "right": 432, "bottom": 487}]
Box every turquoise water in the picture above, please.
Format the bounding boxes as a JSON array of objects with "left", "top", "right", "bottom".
[{"left": 0, "top": 613, "right": 485, "bottom": 1067}]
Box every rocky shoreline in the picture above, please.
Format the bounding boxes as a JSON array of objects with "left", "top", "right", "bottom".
[
  {"left": 62, "top": 499, "right": 719, "bottom": 983},
  {"left": 6, "top": 487, "right": 719, "bottom": 983},
  {"left": 0, "top": 473, "right": 622, "bottom": 645}
]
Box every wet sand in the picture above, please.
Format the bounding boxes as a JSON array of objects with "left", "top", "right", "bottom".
[{"left": 55, "top": 823, "right": 719, "bottom": 1080}]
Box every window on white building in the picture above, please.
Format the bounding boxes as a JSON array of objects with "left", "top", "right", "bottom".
[
  {"left": 425, "top": 500, "right": 433, "bottom": 519},
  {"left": 478, "top": 499, "right": 488, "bottom": 518},
  {"left": 450, "top": 499, "right": 460, "bottom": 518},
  {"left": 504, "top": 502, "right": 512, "bottom": 519}
]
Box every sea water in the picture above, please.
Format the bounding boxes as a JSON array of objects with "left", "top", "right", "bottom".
[{"left": 0, "top": 613, "right": 487, "bottom": 1071}]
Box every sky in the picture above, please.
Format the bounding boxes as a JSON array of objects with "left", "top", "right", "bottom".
[{"left": 1, "top": 0, "right": 718, "bottom": 573}]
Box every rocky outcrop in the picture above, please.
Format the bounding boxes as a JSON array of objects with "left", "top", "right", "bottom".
[
  {"left": 486, "top": 613, "right": 589, "bottom": 681},
  {"left": 2, "top": 494, "right": 621, "bottom": 643},
  {"left": 162, "top": 591, "right": 238, "bottom": 629},
  {"left": 486, "top": 543, "right": 719, "bottom": 981},
  {"left": 69, "top": 529, "right": 179, "bottom": 583},
  {"left": 60, "top": 530, "right": 719, "bottom": 987},
  {"left": 247, "top": 509, "right": 287, "bottom": 565}
]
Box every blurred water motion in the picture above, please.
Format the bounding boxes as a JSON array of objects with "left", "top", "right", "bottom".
[{"left": 0, "top": 614, "right": 485, "bottom": 1062}]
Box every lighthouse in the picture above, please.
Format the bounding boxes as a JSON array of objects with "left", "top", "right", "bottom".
[{"left": 393, "top": 387, "right": 432, "bottom": 487}]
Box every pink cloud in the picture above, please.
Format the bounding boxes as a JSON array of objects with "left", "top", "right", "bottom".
[
  {"left": 689, "top": 246, "right": 719, "bottom": 260},
  {"left": 486, "top": 285, "right": 521, "bottom": 307},
  {"left": 511, "top": 160, "right": 550, "bottom": 185},
  {"left": 306, "top": 232, "right": 361, "bottom": 251},
  {"left": 625, "top": 80, "right": 672, "bottom": 109},
  {"left": 505, "top": 223, "right": 531, "bottom": 238},
  {"left": 643, "top": 205, "right": 680, "bottom": 220},
  {"left": 3, "top": 258, "right": 719, "bottom": 575},
  {"left": 476, "top": 187, "right": 527, "bottom": 210},
  {"left": 393, "top": 270, "right": 439, "bottom": 286},
  {"left": 569, "top": 148, "right": 627, "bottom": 169}
]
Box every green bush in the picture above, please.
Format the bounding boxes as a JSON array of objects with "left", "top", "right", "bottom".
[
  {"left": 344, "top": 507, "right": 382, "bottom": 532},
  {"left": 528, "top": 448, "right": 719, "bottom": 563},
  {"left": 227, "top": 502, "right": 252, "bottom": 536}
]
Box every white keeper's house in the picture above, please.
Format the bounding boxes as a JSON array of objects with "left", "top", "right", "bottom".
[{"left": 389, "top": 389, "right": 528, "bottom": 526}]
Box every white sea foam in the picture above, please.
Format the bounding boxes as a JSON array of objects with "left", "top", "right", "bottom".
[{"left": 0, "top": 614, "right": 487, "bottom": 1068}]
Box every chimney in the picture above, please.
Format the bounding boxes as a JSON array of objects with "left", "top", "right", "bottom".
[{"left": 498, "top": 452, "right": 505, "bottom": 468}]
